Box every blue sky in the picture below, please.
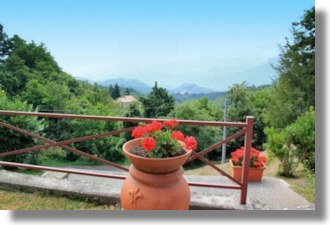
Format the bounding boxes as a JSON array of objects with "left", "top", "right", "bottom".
[{"left": 1, "top": 0, "right": 314, "bottom": 90}]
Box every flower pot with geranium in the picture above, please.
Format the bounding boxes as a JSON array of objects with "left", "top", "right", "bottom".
[
  {"left": 230, "top": 147, "right": 267, "bottom": 182},
  {"left": 121, "top": 119, "right": 197, "bottom": 210}
]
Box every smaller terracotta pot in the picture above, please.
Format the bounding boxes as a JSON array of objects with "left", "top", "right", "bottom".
[{"left": 230, "top": 159, "right": 266, "bottom": 182}]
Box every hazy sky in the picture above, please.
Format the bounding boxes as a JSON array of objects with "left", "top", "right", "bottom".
[{"left": 1, "top": 0, "right": 314, "bottom": 88}]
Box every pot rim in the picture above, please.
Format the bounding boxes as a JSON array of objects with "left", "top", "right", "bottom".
[
  {"left": 123, "top": 138, "right": 192, "bottom": 161},
  {"left": 229, "top": 159, "right": 266, "bottom": 169}
]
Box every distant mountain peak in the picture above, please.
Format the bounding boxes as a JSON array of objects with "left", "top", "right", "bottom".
[{"left": 173, "top": 83, "right": 215, "bottom": 94}]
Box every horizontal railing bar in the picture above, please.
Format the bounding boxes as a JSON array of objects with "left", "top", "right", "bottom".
[
  {"left": 0, "top": 161, "right": 127, "bottom": 180},
  {"left": 0, "top": 110, "right": 247, "bottom": 127},
  {"left": 188, "top": 182, "right": 241, "bottom": 190}
]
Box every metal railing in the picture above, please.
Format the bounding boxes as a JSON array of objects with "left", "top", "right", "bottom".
[{"left": 0, "top": 110, "right": 254, "bottom": 204}]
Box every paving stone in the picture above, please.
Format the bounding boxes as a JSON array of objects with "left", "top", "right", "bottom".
[{"left": 42, "top": 171, "right": 68, "bottom": 179}]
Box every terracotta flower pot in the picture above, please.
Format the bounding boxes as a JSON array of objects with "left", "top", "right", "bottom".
[
  {"left": 122, "top": 138, "right": 192, "bottom": 174},
  {"left": 121, "top": 138, "right": 192, "bottom": 210},
  {"left": 230, "top": 159, "right": 266, "bottom": 182}
]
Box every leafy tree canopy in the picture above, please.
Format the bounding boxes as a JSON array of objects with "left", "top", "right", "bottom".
[
  {"left": 264, "top": 7, "right": 315, "bottom": 128},
  {"left": 140, "top": 82, "right": 175, "bottom": 118}
]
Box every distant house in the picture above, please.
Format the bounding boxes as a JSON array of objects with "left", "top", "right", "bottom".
[{"left": 116, "top": 95, "right": 137, "bottom": 104}]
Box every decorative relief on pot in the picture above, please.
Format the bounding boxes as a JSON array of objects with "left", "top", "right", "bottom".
[{"left": 128, "top": 188, "right": 144, "bottom": 204}]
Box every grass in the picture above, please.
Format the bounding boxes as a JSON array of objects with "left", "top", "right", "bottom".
[
  {"left": 0, "top": 189, "right": 121, "bottom": 210},
  {"left": 15, "top": 168, "right": 44, "bottom": 176},
  {"left": 8, "top": 158, "right": 105, "bottom": 176},
  {"left": 40, "top": 157, "right": 103, "bottom": 168},
  {"left": 40, "top": 157, "right": 130, "bottom": 168}
]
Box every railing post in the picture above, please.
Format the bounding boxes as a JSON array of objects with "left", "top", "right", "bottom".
[{"left": 240, "top": 116, "right": 254, "bottom": 204}]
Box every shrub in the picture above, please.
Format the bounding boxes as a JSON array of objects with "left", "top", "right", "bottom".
[
  {"left": 264, "top": 108, "right": 315, "bottom": 176},
  {"left": 286, "top": 109, "right": 315, "bottom": 172},
  {"left": 0, "top": 90, "right": 44, "bottom": 164},
  {"left": 264, "top": 127, "right": 299, "bottom": 177}
]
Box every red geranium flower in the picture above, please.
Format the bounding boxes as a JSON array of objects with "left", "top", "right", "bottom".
[
  {"left": 141, "top": 137, "right": 156, "bottom": 152},
  {"left": 258, "top": 156, "right": 267, "bottom": 164},
  {"left": 253, "top": 161, "right": 263, "bottom": 167},
  {"left": 171, "top": 131, "right": 185, "bottom": 141},
  {"left": 230, "top": 147, "right": 267, "bottom": 168},
  {"left": 130, "top": 118, "right": 198, "bottom": 158},
  {"left": 251, "top": 148, "right": 260, "bottom": 157},
  {"left": 150, "top": 120, "right": 162, "bottom": 132},
  {"left": 163, "top": 119, "right": 179, "bottom": 128},
  {"left": 184, "top": 136, "right": 197, "bottom": 150},
  {"left": 132, "top": 126, "right": 147, "bottom": 138}
]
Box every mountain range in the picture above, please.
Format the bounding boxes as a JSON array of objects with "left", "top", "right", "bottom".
[
  {"left": 93, "top": 79, "right": 216, "bottom": 94},
  {"left": 75, "top": 59, "right": 277, "bottom": 94}
]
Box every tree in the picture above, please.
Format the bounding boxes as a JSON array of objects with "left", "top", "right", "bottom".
[
  {"left": 0, "top": 24, "right": 11, "bottom": 62},
  {"left": 226, "top": 83, "right": 252, "bottom": 151},
  {"left": 109, "top": 85, "right": 114, "bottom": 97},
  {"left": 41, "top": 82, "right": 70, "bottom": 111},
  {"left": 228, "top": 83, "right": 251, "bottom": 122},
  {"left": 169, "top": 98, "right": 221, "bottom": 160},
  {"left": 140, "top": 82, "right": 175, "bottom": 118},
  {"left": 0, "top": 33, "right": 68, "bottom": 98},
  {"left": 264, "top": 7, "right": 315, "bottom": 128},
  {"left": 249, "top": 87, "right": 272, "bottom": 149},
  {"left": 22, "top": 79, "right": 46, "bottom": 107},
  {"left": 0, "top": 55, "right": 33, "bottom": 96},
  {"left": 9, "top": 35, "right": 60, "bottom": 72},
  {"left": 263, "top": 7, "right": 315, "bottom": 175},
  {"left": 111, "top": 83, "right": 121, "bottom": 99},
  {"left": 125, "top": 88, "right": 130, "bottom": 95},
  {"left": 123, "top": 101, "right": 144, "bottom": 140}
]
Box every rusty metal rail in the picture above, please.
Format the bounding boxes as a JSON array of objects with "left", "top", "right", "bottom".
[{"left": 0, "top": 110, "right": 254, "bottom": 204}]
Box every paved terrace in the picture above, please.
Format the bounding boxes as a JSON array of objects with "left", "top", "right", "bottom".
[{"left": 0, "top": 167, "right": 314, "bottom": 210}]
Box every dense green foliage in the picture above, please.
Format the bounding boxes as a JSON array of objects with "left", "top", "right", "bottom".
[
  {"left": 264, "top": 7, "right": 315, "bottom": 176},
  {"left": 0, "top": 24, "right": 11, "bottom": 62},
  {"left": 109, "top": 83, "right": 121, "bottom": 100},
  {"left": 222, "top": 83, "right": 270, "bottom": 151},
  {"left": 140, "top": 82, "right": 175, "bottom": 118},
  {"left": 263, "top": 8, "right": 315, "bottom": 128},
  {"left": 0, "top": 25, "right": 127, "bottom": 164},
  {"left": 265, "top": 108, "right": 315, "bottom": 176},
  {"left": 169, "top": 98, "right": 221, "bottom": 160},
  {"left": 173, "top": 91, "right": 226, "bottom": 103},
  {"left": 0, "top": 90, "right": 44, "bottom": 164}
]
